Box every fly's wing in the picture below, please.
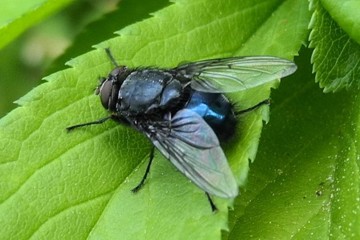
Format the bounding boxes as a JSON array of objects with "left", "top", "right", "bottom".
[
  {"left": 174, "top": 56, "right": 297, "bottom": 93},
  {"left": 143, "top": 109, "right": 238, "bottom": 198}
]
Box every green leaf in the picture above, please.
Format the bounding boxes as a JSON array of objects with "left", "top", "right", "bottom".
[
  {"left": 309, "top": 0, "right": 360, "bottom": 92},
  {"left": 0, "top": 0, "right": 74, "bottom": 50},
  {"left": 47, "top": 0, "right": 171, "bottom": 73},
  {"left": 229, "top": 47, "right": 360, "bottom": 239},
  {"left": 0, "top": 0, "right": 308, "bottom": 239},
  {"left": 321, "top": 0, "right": 360, "bottom": 44}
]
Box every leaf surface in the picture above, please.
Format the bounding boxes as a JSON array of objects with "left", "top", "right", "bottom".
[
  {"left": 228, "top": 48, "right": 360, "bottom": 240},
  {"left": 309, "top": 0, "right": 360, "bottom": 92},
  {"left": 0, "top": 0, "right": 308, "bottom": 239}
]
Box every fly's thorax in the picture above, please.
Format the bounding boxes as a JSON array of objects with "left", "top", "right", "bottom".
[{"left": 117, "top": 69, "right": 183, "bottom": 116}]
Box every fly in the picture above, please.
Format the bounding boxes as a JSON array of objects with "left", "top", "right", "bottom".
[{"left": 67, "top": 49, "right": 297, "bottom": 211}]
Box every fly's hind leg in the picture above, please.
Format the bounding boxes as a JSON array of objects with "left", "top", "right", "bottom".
[
  {"left": 235, "top": 99, "right": 270, "bottom": 115},
  {"left": 206, "top": 192, "right": 218, "bottom": 212}
]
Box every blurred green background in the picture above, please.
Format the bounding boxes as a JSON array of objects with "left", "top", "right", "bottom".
[{"left": 0, "top": 0, "right": 118, "bottom": 117}]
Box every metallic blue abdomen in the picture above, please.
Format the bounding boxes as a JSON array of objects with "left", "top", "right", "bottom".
[{"left": 185, "top": 91, "right": 236, "bottom": 141}]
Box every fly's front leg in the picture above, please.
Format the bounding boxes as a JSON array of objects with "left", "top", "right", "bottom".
[
  {"left": 66, "top": 116, "right": 112, "bottom": 131},
  {"left": 66, "top": 114, "right": 129, "bottom": 132}
]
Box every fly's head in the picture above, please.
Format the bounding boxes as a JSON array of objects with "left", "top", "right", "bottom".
[{"left": 96, "top": 66, "right": 129, "bottom": 112}]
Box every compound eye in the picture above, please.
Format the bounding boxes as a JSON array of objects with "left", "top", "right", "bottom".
[{"left": 99, "top": 80, "right": 113, "bottom": 109}]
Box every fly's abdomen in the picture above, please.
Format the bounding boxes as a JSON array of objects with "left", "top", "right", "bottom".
[{"left": 185, "top": 91, "right": 236, "bottom": 141}]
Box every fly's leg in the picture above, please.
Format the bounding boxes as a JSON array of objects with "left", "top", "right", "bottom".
[
  {"left": 132, "top": 147, "right": 155, "bottom": 193},
  {"left": 105, "top": 48, "right": 119, "bottom": 67},
  {"left": 235, "top": 99, "right": 270, "bottom": 115},
  {"left": 206, "top": 192, "right": 218, "bottom": 212},
  {"left": 66, "top": 114, "right": 129, "bottom": 131},
  {"left": 66, "top": 116, "right": 112, "bottom": 131}
]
